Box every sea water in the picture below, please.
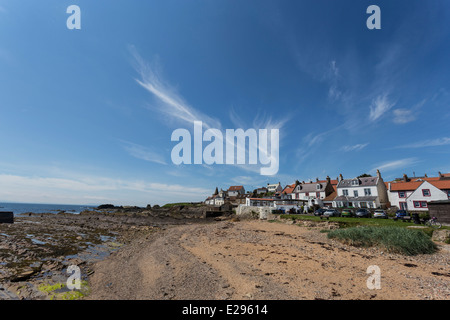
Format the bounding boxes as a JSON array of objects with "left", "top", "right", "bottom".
[{"left": 0, "top": 202, "right": 95, "bottom": 216}]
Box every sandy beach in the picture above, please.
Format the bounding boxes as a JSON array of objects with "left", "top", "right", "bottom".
[{"left": 87, "top": 218, "right": 449, "bottom": 300}]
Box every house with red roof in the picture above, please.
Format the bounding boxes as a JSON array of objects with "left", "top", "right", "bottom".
[
  {"left": 387, "top": 173, "right": 450, "bottom": 211},
  {"left": 228, "top": 185, "right": 245, "bottom": 197},
  {"left": 280, "top": 183, "right": 296, "bottom": 199}
]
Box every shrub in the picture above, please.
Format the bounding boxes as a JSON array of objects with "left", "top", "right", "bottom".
[{"left": 327, "top": 226, "right": 438, "bottom": 256}]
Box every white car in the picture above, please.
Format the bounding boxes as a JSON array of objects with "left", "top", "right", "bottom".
[{"left": 373, "top": 209, "right": 388, "bottom": 219}]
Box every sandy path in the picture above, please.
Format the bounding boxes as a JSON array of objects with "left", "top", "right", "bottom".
[{"left": 87, "top": 220, "right": 449, "bottom": 300}]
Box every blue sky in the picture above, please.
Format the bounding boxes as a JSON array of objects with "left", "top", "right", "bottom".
[{"left": 0, "top": 0, "right": 449, "bottom": 206}]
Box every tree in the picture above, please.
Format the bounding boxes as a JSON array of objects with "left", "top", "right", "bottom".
[{"left": 358, "top": 173, "right": 372, "bottom": 178}]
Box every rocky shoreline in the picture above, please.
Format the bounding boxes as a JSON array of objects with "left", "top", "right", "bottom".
[{"left": 0, "top": 205, "right": 222, "bottom": 300}]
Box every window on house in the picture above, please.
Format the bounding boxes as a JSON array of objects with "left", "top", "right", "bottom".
[
  {"left": 447, "top": 190, "right": 450, "bottom": 199},
  {"left": 343, "top": 189, "right": 348, "bottom": 196},
  {"left": 351, "top": 180, "right": 359, "bottom": 186},
  {"left": 413, "top": 201, "right": 428, "bottom": 208},
  {"left": 400, "top": 202, "right": 407, "bottom": 210},
  {"left": 305, "top": 192, "right": 309, "bottom": 196},
  {"left": 354, "top": 190, "right": 359, "bottom": 197},
  {"left": 316, "top": 192, "right": 320, "bottom": 198},
  {"left": 364, "top": 188, "right": 371, "bottom": 196},
  {"left": 422, "top": 189, "right": 431, "bottom": 197},
  {"left": 398, "top": 191, "right": 406, "bottom": 198}
]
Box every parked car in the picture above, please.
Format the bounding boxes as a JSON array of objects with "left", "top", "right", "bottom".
[
  {"left": 395, "top": 210, "right": 410, "bottom": 220},
  {"left": 355, "top": 208, "right": 371, "bottom": 218},
  {"left": 373, "top": 209, "right": 388, "bottom": 219},
  {"left": 314, "top": 208, "right": 327, "bottom": 216},
  {"left": 323, "top": 209, "right": 341, "bottom": 217},
  {"left": 341, "top": 209, "right": 354, "bottom": 217}
]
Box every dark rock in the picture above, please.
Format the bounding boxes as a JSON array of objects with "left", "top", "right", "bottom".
[{"left": 0, "top": 212, "right": 14, "bottom": 224}]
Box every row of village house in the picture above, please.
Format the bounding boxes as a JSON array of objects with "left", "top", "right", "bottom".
[{"left": 204, "top": 170, "right": 450, "bottom": 212}]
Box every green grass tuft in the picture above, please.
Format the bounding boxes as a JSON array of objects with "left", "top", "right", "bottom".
[{"left": 327, "top": 226, "right": 438, "bottom": 256}]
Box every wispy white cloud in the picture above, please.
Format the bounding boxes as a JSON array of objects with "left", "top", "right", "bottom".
[
  {"left": 393, "top": 137, "right": 450, "bottom": 149},
  {"left": 293, "top": 125, "right": 346, "bottom": 167},
  {"left": 326, "top": 60, "right": 343, "bottom": 101},
  {"left": 369, "top": 94, "right": 395, "bottom": 122},
  {"left": 230, "top": 175, "right": 264, "bottom": 186},
  {"left": 341, "top": 143, "right": 369, "bottom": 152},
  {"left": 392, "top": 99, "right": 426, "bottom": 124},
  {"left": 329, "top": 60, "right": 339, "bottom": 77},
  {"left": 130, "top": 46, "right": 285, "bottom": 176},
  {"left": 371, "top": 158, "right": 420, "bottom": 173},
  {"left": 0, "top": 173, "right": 210, "bottom": 206},
  {"left": 129, "top": 46, "right": 221, "bottom": 130},
  {"left": 120, "top": 140, "right": 167, "bottom": 165},
  {"left": 392, "top": 109, "right": 416, "bottom": 124}
]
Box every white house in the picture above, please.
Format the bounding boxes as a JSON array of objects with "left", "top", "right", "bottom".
[
  {"left": 292, "top": 177, "right": 335, "bottom": 206},
  {"left": 204, "top": 189, "right": 229, "bottom": 206},
  {"left": 388, "top": 178, "right": 450, "bottom": 211},
  {"left": 333, "top": 170, "right": 389, "bottom": 209},
  {"left": 267, "top": 182, "right": 282, "bottom": 193},
  {"left": 204, "top": 196, "right": 215, "bottom": 206}
]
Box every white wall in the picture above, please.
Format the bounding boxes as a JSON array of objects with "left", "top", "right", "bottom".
[
  {"left": 388, "top": 190, "right": 414, "bottom": 209},
  {"left": 406, "top": 181, "right": 448, "bottom": 211},
  {"left": 337, "top": 185, "right": 378, "bottom": 198}
]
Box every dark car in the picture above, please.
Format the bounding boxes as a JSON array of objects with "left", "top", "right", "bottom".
[
  {"left": 395, "top": 210, "right": 410, "bottom": 220},
  {"left": 314, "top": 208, "right": 327, "bottom": 216},
  {"left": 355, "top": 208, "right": 371, "bottom": 218}
]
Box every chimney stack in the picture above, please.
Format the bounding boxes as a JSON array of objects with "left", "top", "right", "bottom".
[
  {"left": 439, "top": 171, "right": 443, "bottom": 178},
  {"left": 338, "top": 174, "right": 343, "bottom": 182},
  {"left": 403, "top": 174, "right": 408, "bottom": 182},
  {"left": 326, "top": 176, "right": 331, "bottom": 183},
  {"left": 376, "top": 169, "right": 381, "bottom": 178}
]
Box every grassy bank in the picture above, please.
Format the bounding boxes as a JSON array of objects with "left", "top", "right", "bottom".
[
  {"left": 279, "top": 214, "right": 450, "bottom": 230},
  {"left": 327, "top": 226, "right": 438, "bottom": 256},
  {"left": 278, "top": 214, "right": 443, "bottom": 255},
  {"left": 161, "top": 202, "right": 202, "bottom": 208}
]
